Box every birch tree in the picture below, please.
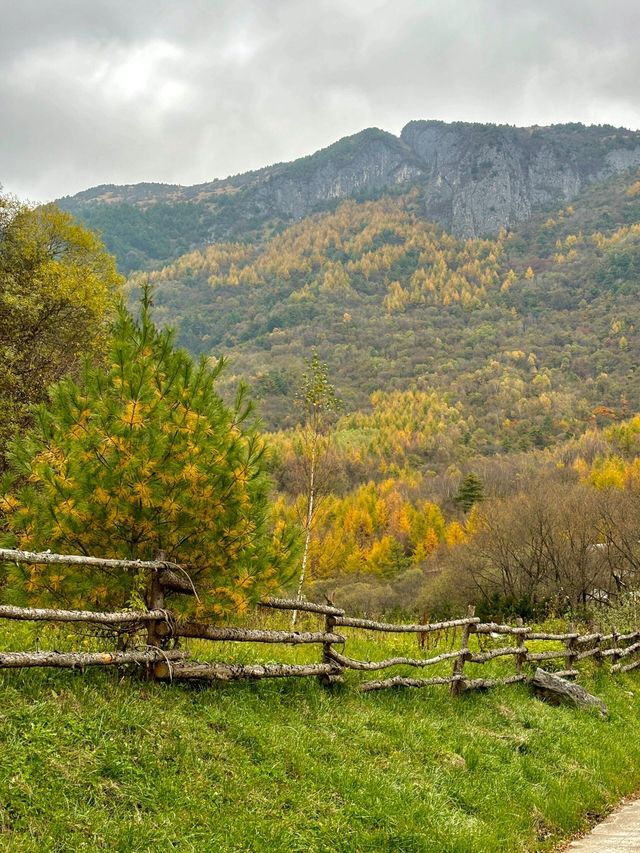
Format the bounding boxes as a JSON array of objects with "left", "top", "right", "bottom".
[{"left": 291, "top": 352, "right": 340, "bottom": 625}]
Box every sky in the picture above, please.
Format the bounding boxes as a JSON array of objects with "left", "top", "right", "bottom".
[{"left": 2, "top": 0, "right": 640, "bottom": 202}]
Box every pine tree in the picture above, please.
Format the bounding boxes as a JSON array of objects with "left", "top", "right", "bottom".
[
  {"left": 1, "top": 290, "right": 296, "bottom": 617},
  {"left": 455, "top": 473, "right": 485, "bottom": 513}
]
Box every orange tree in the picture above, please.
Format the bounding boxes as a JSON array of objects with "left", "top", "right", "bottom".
[{"left": 1, "top": 290, "right": 297, "bottom": 617}]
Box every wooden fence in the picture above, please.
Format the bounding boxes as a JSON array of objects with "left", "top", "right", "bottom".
[{"left": 1, "top": 547, "right": 639, "bottom": 694}]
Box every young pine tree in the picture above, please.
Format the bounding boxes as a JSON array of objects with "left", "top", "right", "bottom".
[{"left": 1, "top": 291, "right": 296, "bottom": 618}]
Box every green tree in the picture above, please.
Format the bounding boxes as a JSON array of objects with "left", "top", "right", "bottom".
[
  {"left": 1, "top": 290, "right": 296, "bottom": 618},
  {"left": 455, "top": 473, "right": 485, "bottom": 513},
  {"left": 0, "top": 193, "right": 122, "bottom": 469}
]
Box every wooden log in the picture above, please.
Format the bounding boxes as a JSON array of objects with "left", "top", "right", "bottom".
[
  {"left": 575, "top": 633, "right": 601, "bottom": 645},
  {"left": 334, "top": 615, "right": 479, "bottom": 634},
  {"left": 158, "top": 568, "right": 195, "bottom": 595},
  {"left": 531, "top": 668, "right": 608, "bottom": 717},
  {"left": 258, "top": 597, "right": 344, "bottom": 617},
  {"left": 451, "top": 605, "right": 475, "bottom": 696},
  {"left": 358, "top": 675, "right": 460, "bottom": 692},
  {"left": 467, "top": 646, "right": 521, "bottom": 663},
  {"left": 526, "top": 649, "right": 568, "bottom": 662},
  {"left": 463, "top": 675, "right": 527, "bottom": 690},
  {"left": 554, "top": 669, "right": 579, "bottom": 678},
  {"left": 575, "top": 646, "right": 603, "bottom": 661},
  {"left": 608, "top": 640, "right": 640, "bottom": 660},
  {"left": 0, "top": 649, "right": 187, "bottom": 669},
  {"left": 514, "top": 617, "right": 527, "bottom": 677},
  {"left": 609, "top": 626, "right": 620, "bottom": 669},
  {"left": 613, "top": 657, "right": 640, "bottom": 674},
  {"left": 146, "top": 552, "right": 166, "bottom": 653},
  {"left": 565, "top": 626, "right": 578, "bottom": 673},
  {"left": 527, "top": 631, "right": 579, "bottom": 641},
  {"left": 154, "top": 660, "right": 335, "bottom": 681},
  {"left": 0, "top": 604, "right": 166, "bottom": 625},
  {"left": 0, "top": 547, "right": 179, "bottom": 573},
  {"left": 618, "top": 631, "right": 640, "bottom": 642},
  {"left": 175, "top": 622, "right": 344, "bottom": 645},
  {"left": 327, "top": 647, "right": 466, "bottom": 671},
  {"left": 475, "top": 622, "right": 530, "bottom": 635},
  {"left": 320, "top": 606, "right": 343, "bottom": 687}
]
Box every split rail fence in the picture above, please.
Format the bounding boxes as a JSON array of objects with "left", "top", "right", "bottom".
[{"left": 1, "top": 547, "right": 639, "bottom": 694}]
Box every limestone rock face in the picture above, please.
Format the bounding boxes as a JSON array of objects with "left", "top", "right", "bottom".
[{"left": 400, "top": 120, "right": 640, "bottom": 237}]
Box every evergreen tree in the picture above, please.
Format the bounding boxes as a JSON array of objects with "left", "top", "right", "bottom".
[
  {"left": 1, "top": 291, "right": 296, "bottom": 617},
  {"left": 455, "top": 473, "right": 485, "bottom": 513}
]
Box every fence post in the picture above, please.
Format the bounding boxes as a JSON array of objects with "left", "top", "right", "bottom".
[
  {"left": 594, "top": 633, "right": 603, "bottom": 666},
  {"left": 320, "top": 610, "right": 343, "bottom": 687},
  {"left": 451, "top": 605, "right": 475, "bottom": 696},
  {"left": 514, "top": 617, "right": 526, "bottom": 677},
  {"left": 611, "top": 626, "right": 620, "bottom": 671},
  {"left": 564, "top": 623, "right": 577, "bottom": 674},
  {"left": 147, "top": 550, "right": 167, "bottom": 677}
]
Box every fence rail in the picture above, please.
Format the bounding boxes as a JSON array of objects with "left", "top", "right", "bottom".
[{"left": 1, "top": 547, "right": 640, "bottom": 694}]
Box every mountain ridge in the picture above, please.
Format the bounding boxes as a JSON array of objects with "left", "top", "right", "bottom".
[{"left": 58, "top": 120, "right": 640, "bottom": 273}]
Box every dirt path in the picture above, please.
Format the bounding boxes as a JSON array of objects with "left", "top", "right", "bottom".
[{"left": 563, "top": 799, "right": 640, "bottom": 851}]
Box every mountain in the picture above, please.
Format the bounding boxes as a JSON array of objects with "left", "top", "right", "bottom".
[
  {"left": 129, "top": 166, "right": 640, "bottom": 457},
  {"left": 58, "top": 121, "right": 640, "bottom": 273}
]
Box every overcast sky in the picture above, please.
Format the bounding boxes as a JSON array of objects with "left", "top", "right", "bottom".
[{"left": 2, "top": 0, "right": 639, "bottom": 202}]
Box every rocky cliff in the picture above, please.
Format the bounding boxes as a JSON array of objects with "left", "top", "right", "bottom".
[{"left": 58, "top": 120, "right": 640, "bottom": 270}]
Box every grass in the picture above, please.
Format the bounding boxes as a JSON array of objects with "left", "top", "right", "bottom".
[{"left": 0, "top": 617, "right": 639, "bottom": 851}]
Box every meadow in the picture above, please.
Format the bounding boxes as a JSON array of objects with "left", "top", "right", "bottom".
[{"left": 1, "top": 617, "right": 639, "bottom": 852}]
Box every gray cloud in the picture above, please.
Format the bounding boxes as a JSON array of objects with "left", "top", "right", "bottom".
[{"left": 1, "top": 0, "right": 639, "bottom": 201}]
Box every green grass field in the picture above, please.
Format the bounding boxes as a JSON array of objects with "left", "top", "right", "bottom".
[{"left": 0, "top": 618, "right": 639, "bottom": 852}]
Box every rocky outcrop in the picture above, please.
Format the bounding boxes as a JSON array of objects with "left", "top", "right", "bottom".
[
  {"left": 59, "top": 120, "right": 640, "bottom": 269},
  {"left": 401, "top": 120, "right": 640, "bottom": 237}
]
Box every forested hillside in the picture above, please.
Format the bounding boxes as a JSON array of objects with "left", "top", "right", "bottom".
[{"left": 130, "top": 167, "right": 640, "bottom": 449}]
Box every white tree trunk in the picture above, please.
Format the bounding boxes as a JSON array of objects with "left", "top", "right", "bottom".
[{"left": 291, "top": 445, "right": 316, "bottom": 628}]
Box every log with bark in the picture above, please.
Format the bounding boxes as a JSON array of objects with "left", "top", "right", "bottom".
[
  {"left": 358, "top": 675, "right": 460, "bottom": 692},
  {"left": 327, "top": 647, "right": 466, "bottom": 671},
  {"left": 259, "top": 597, "right": 344, "bottom": 616},
  {"left": 0, "top": 649, "right": 187, "bottom": 669},
  {"left": 154, "top": 660, "right": 337, "bottom": 681},
  {"left": 0, "top": 604, "right": 166, "bottom": 625},
  {"left": 174, "top": 621, "right": 344, "bottom": 645},
  {"left": 531, "top": 668, "right": 608, "bottom": 717},
  {"left": 334, "top": 615, "right": 479, "bottom": 634}
]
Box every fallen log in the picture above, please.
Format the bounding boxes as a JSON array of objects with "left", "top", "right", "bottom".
[
  {"left": 0, "top": 649, "right": 187, "bottom": 669},
  {"left": 327, "top": 647, "right": 465, "bottom": 671},
  {"left": 155, "top": 660, "right": 336, "bottom": 681},
  {"left": 531, "top": 668, "right": 608, "bottom": 717},
  {"left": 258, "top": 597, "right": 344, "bottom": 617},
  {"left": 0, "top": 604, "right": 166, "bottom": 626},
  {"left": 333, "top": 615, "right": 479, "bottom": 633},
  {"left": 358, "top": 675, "right": 460, "bottom": 692},
  {"left": 174, "top": 622, "right": 344, "bottom": 645}
]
